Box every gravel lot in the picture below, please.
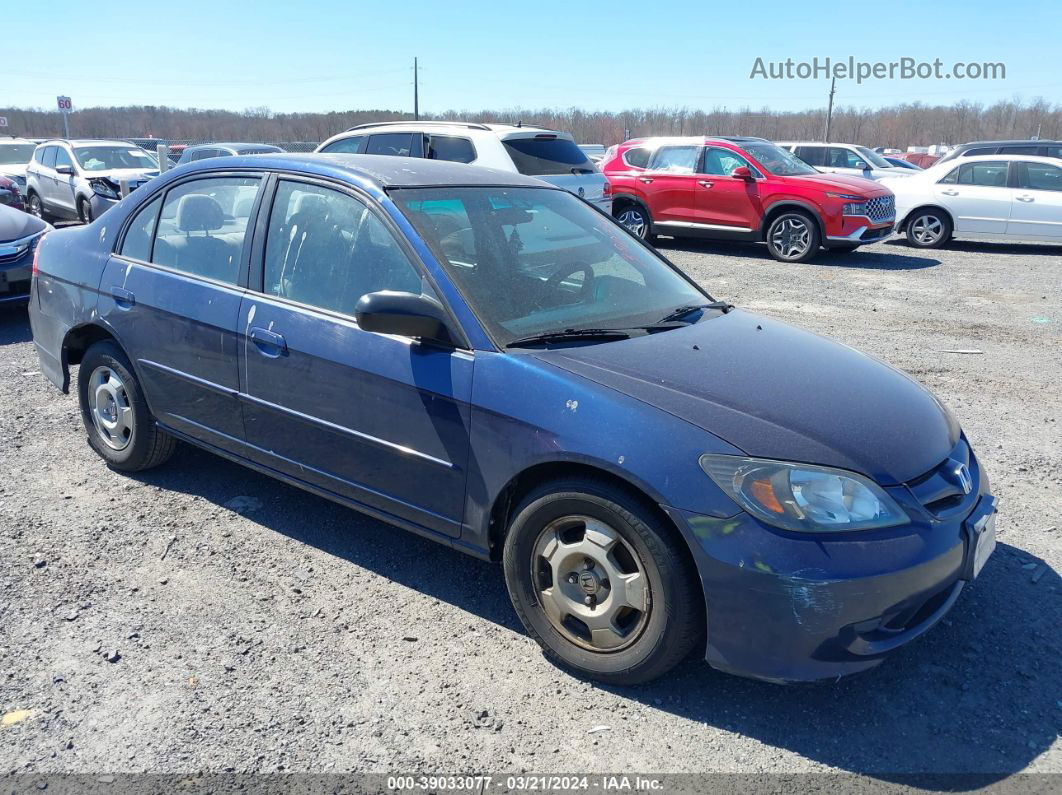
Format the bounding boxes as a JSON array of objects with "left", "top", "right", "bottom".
[{"left": 1, "top": 234, "right": 1059, "bottom": 785}]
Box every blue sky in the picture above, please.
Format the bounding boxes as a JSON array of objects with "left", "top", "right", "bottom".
[{"left": 6, "top": 0, "right": 1060, "bottom": 114}]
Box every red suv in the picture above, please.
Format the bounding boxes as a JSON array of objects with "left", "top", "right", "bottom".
[{"left": 602, "top": 136, "right": 895, "bottom": 262}]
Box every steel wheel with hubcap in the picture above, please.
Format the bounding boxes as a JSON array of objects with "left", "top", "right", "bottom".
[
  {"left": 615, "top": 205, "right": 650, "bottom": 240},
  {"left": 27, "top": 193, "right": 45, "bottom": 220},
  {"left": 766, "top": 212, "right": 820, "bottom": 262},
  {"left": 906, "top": 210, "right": 951, "bottom": 248},
  {"left": 78, "top": 340, "right": 177, "bottom": 471},
  {"left": 503, "top": 478, "right": 703, "bottom": 684}
]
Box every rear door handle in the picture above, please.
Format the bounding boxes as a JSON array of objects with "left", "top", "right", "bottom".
[
  {"left": 110, "top": 286, "right": 135, "bottom": 307},
  {"left": 249, "top": 326, "right": 287, "bottom": 356},
  {"left": 1016, "top": 195, "right": 1034, "bottom": 202},
  {"left": 638, "top": 177, "right": 654, "bottom": 184},
  {"left": 698, "top": 180, "right": 714, "bottom": 188},
  {"left": 941, "top": 189, "right": 959, "bottom": 196}
]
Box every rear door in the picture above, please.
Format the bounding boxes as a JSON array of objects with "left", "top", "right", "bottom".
[
  {"left": 692, "top": 146, "right": 761, "bottom": 231},
  {"left": 99, "top": 172, "right": 265, "bottom": 447},
  {"left": 1008, "top": 160, "right": 1062, "bottom": 240},
  {"left": 934, "top": 161, "right": 1012, "bottom": 234},
  {"left": 499, "top": 133, "right": 610, "bottom": 209},
  {"left": 237, "top": 177, "right": 472, "bottom": 537},
  {"left": 37, "top": 147, "right": 58, "bottom": 207},
  {"left": 638, "top": 145, "right": 701, "bottom": 225}
]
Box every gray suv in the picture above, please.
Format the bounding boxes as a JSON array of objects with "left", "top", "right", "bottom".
[{"left": 25, "top": 139, "right": 159, "bottom": 222}]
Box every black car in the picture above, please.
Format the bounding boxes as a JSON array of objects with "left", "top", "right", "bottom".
[
  {"left": 938, "top": 139, "right": 1062, "bottom": 164},
  {"left": 0, "top": 203, "right": 49, "bottom": 306}
]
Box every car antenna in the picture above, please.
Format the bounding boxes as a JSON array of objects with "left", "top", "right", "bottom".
[{"left": 516, "top": 120, "right": 522, "bottom": 128}]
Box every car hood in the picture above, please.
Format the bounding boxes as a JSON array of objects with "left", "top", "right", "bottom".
[
  {"left": 789, "top": 172, "right": 892, "bottom": 197},
  {"left": 531, "top": 310, "right": 957, "bottom": 485},
  {"left": 0, "top": 165, "right": 27, "bottom": 179},
  {"left": 0, "top": 206, "right": 48, "bottom": 242}
]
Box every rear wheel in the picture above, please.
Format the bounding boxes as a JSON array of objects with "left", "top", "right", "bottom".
[
  {"left": 765, "top": 211, "right": 820, "bottom": 262},
  {"left": 78, "top": 341, "right": 176, "bottom": 471},
  {"left": 614, "top": 203, "right": 652, "bottom": 240},
  {"left": 906, "top": 210, "right": 951, "bottom": 248},
  {"left": 502, "top": 478, "right": 703, "bottom": 684},
  {"left": 27, "top": 191, "right": 47, "bottom": 221}
]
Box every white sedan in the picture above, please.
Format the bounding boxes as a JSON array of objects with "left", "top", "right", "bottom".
[{"left": 880, "top": 155, "right": 1062, "bottom": 248}]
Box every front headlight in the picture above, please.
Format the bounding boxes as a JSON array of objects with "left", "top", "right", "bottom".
[
  {"left": 89, "top": 178, "right": 120, "bottom": 200},
  {"left": 699, "top": 454, "right": 909, "bottom": 533}
]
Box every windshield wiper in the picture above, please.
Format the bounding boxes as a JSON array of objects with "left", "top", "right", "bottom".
[
  {"left": 506, "top": 328, "right": 632, "bottom": 348},
  {"left": 656, "top": 302, "right": 733, "bottom": 324}
]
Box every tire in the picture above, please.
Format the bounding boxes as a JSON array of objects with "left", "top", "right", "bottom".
[
  {"left": 77, "top": 197, "right": 94, "bottom": 224},
  {"left": 765, "top": 211, "right": 821, "bottom": 262},
  {"left": 502, "top": 477, "right": 703, "bottom": 684},
  {"left": 27, "top": 191, "right": 48, "bottom": 222},
  {"left": 614, "top": 203, "right": 653, "bottom": 241},
  {"left": 905, "top": 209, "right": 952, "bottom": 248},
  {"left": 77, "top": 341, "right": 176, "bottom": 472}
]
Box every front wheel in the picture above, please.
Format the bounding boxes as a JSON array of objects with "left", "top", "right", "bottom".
[
  {"left": 765, "top": 211, "right": 821, "bottom": 262},
  {"left": 78, "top": 341, "right": 176, "bottom": 471},
  {"left": 614, "top": 204, "right": 652, "bottom": 240},
  {"left": 502, "top": 478, "right": 703, "bottom": 684},
  {"left": 906, "top": 210, "right": 952, "bottom": 248},
  {"left": 78, "top": 197, "right": 94, "bottom": 224}
]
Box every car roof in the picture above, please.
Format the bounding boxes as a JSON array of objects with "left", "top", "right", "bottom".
[
  {"left": 936, "top": 154, "right": 1061, "bottom": 164},
  {"left": 956, "top": 139, "right": 1061, "bottom": 147},
  {"left": 36, "top": 139, "right": 145, "bottom": 148},
  {"left": 186, "top": 142, "right": 283, "bottom": 151},
  {"left": 620, "top": 136, "right": 769, "bottom": 147},
  {"left": 175, "top": 152, "right": 553, "bottom": 193}
]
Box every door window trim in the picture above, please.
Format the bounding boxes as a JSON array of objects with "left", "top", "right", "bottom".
[{"left": 247, "top": 171, "right": 474, "bottom": 351}]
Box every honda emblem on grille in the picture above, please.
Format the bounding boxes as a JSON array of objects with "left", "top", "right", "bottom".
[{"left": 957, "top": 464, "right": 972, "bottom": 494}]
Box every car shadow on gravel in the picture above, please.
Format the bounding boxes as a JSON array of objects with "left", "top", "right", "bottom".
[
  {"left": 886, "top": 239, "right": 1062, "bottom": 257},
  {"left": 0, "top": 307, "right": 32, "bottom": 344},
  {"left": 131, "top": 446, "right": 1058, "bottom": 785},
  {"left": 656, "top": 238, "right": 940, "bottom": 270}
]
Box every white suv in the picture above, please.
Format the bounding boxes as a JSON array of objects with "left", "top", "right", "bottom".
[
  {"left": 777, "top": 142, "right": 915, "bottom": 181},
  {"left": 0, "top": 137, "right": 37, "bottom": 197},
  {"left": 316, "top": 122, "right": 611, "bottom": 213}
]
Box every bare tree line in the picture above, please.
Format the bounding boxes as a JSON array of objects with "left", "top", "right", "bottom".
[{"left": 2, "top": 98, "right": 1058, "bottom": 148}]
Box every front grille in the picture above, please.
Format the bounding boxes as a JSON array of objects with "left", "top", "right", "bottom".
[
  {"left": 865, "top": 195, "right": 895, "bottom": 223},
  {"left": 906, "top": 438, "right": 976, "bottom": 517}
]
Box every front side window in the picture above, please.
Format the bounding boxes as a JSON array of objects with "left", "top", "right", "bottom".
[
  {"left": 393, "top": 187, "right": 707, "bottom": 346},
  {"left": 742, "top": 142, "right": 819, "bottom": 176},
  {"left": 0, "top": 144, "right": 35, "bottom": 165},
  {"left": 501, "top": 137, "right": 594, "bottom": 176},
  {"left": 152, "top": 176, "right": 261, "bottom": 284},
  {"left": 120, "top": 196, "right": 162, "bottom": 261},
  {"left": 425, "top": 135, "right": 476, "bottom": 164},
  {"left": 955, "top": 161, "right": 1009, "bottom": 187},
  {"left": 54, "top": 147, "right": 74, "bottom": 171},
  {"left": 320, "top": 136, "right": 364, "bottom": 154},
  {"left": 1016, "top": 162, "right": 1062, "bottom": 192},
  {"left": 649, "top": 146, "right": 699, "bottom": 174},
  {"left": 365, "top": 133, "right": 415, "bottom": 157},
  {"left": 701, "top": 147, "right": 758, "bottom": 177},
  {"left": 74, "top": 146, "right": 157, "bottom": 171},
  {"left": 263, "top": 181, "right": 426, "bottom": 315}
]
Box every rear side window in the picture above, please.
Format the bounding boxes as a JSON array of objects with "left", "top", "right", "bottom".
[
  {"left": 152, "top": 176, "right": 261, "bottom": 284},
  {"left": 794, "top": 146, "right": 826, "bottom": 167},
  {"left": 501, "top": 137, "right": 593, "bottom": 176},
  {"left": 998, "top": 145, "right": 1038, "bottom": 155},
  {"left": 955, "top": 161, "right": 1009, "bottom": 187},
  {"left": 648, "top": 146, "right": 699, "bottom": 174},
  {"left": 1045, "top": 145, "right": 1062, "bottom": 159},
  {"left": 622, "top": 147, "right": 651, "bottom": 168},
  {"left": 964, "top": 147, "right": 996, "bottom": 157},
  {"left": 320, "top": 136, "right": 364, "bottom": 154},
  {"left": 426, "top": 135, "right": 476, "bottom": 164},
  {"left": 1016, "top": 162, "right": 1062, "bottom": 192},
  {"left": 120, "top": 196, "right": 162, "bottom": 261},
  {"left": 365, "top": 133, "right": 415, "bottom": 157}
]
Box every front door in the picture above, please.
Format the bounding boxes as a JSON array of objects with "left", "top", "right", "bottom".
[
  {"left": 935, "top": 160, "right": 1012, "bottom": 235},
  {"left": 692, "top": 146, "right": 761, "bottom": 232},
  {"left": 99, "top": 173, "right": 264, "bottom": 446},
  {"left": 238, "top": 178, "right": 472, "bottom": 537},
  {"left": 1007, "top": 160, "right": 1062, "bottom": 240}
]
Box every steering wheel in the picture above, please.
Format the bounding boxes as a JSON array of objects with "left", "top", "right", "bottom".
[{"left": 545, "top": 262, "right": 595, "bottom": 303}]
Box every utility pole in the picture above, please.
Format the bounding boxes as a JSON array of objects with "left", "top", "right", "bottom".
[
  {"left": 413, "top": 57, "right": 419, "bottom": 121},
  {"left": 823, "top": 76, "right": 836, "bottom": 142}
]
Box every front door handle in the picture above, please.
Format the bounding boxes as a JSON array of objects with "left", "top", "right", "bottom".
[
  {"left": 249, "top": 326, "right": 287, "bottom": 356},
  {"left": 638, "top": 177, "right": 654, "bottom": 184},
  {"left": 941, "top": 189, "right": 959, "bottom": 196},
  {"left": 698, "top": 180, "right": 714, "bottom": 188},
  {"left": 110, "top": 286, "right": 135, "bottom": 307},
  {"left": 1016, "top": 195, "right": 1034, "bottom": 202}
]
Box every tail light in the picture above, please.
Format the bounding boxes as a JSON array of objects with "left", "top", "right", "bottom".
[
  {"left": 602, "top": 181, "right": 612, "bottom": 197},
  {"left": 31, "top": 233, "right": 47, "bottom": 277}
]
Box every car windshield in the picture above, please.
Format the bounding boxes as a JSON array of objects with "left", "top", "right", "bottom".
[
  {"left": 0, "top": 144, "right": 36, "bottom": 165},
  {"left": 742, "top": 142, "right": 819, "bottom": 176},
  {"left": 856, "top": 146, "right": 893, "bottom": 169},
  {"left": 73, "top": 146, "right": 157, "bottom": 171},
  {"left": 392, "top": 187, "right": 710, "bottom": 346}
]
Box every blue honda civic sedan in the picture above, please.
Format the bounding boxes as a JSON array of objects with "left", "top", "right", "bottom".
[{"left": 28, "top": 153, "right": 997, "bottom": 684}]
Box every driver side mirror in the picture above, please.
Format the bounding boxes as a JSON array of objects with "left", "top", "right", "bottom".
[
  {"left": 853, "top": 161, "right": 870, "bottom": 171},
  {"left": 355, "top": 290, "right": 456, "bottom": 346},
  {"left": 730, "top": 166, "right": 754, "bottom": 180},
  {"left": 56, "top": 165, "right": 75, "bottom": 176}
]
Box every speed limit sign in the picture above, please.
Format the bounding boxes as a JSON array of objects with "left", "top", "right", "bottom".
[{"left": 57, "top": 96, "right": 73, "bottom": 113}]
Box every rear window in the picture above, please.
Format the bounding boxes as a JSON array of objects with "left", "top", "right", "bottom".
[{"left": 501, "top": 136, "right": 594, "bottom": 176}]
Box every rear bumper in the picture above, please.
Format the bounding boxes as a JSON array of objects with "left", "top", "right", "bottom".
[{"left": 663, "top": 463, "right": 996, "bottom": 684}]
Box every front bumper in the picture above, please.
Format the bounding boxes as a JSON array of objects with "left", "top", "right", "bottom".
[
  {"left": 87, "top": 193, "right": 120, "bottom": 219},
  {"left": 664, "top": 446, "right": 995, "bottom": 684},
  {"left": 825, "top": 221, "right": 894, "bottom": 246},
  {"left": 0, "top": 251, "right": 32, "bottom": 305}
]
